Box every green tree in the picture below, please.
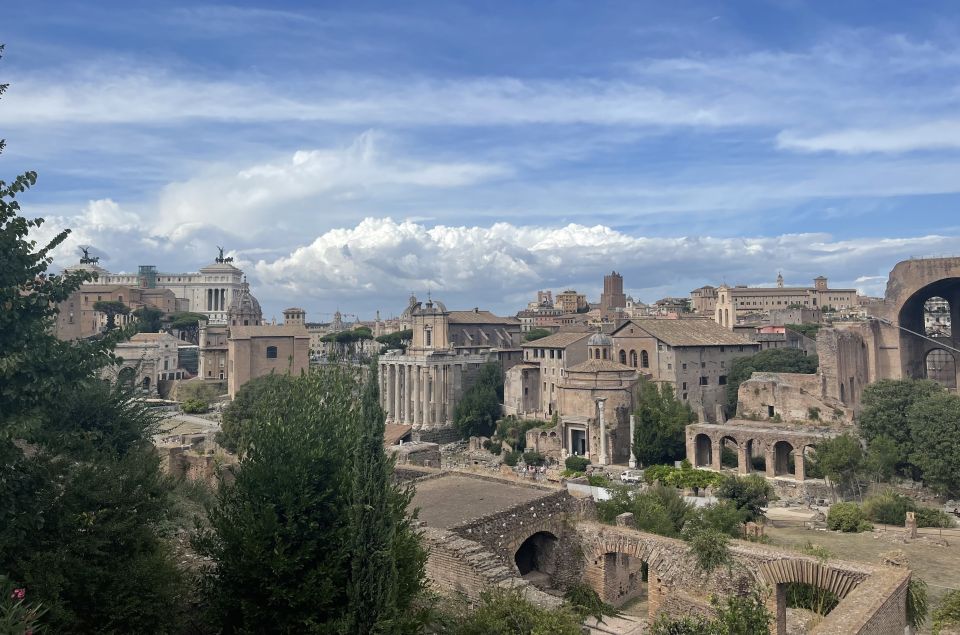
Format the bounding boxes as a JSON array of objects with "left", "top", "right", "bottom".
[
  {"left": 523, "top": 327, "right": 552, "bottom": 342},
  {"left": 166, "top": 311, "right": 208, "bottom": 344},
  {"left": 933, "top": 589, "right": 960, "bottom": 635},
  {"left": 342, "top": 361, "right": 427, "bottom": 633},
  {"left": 195, "top": 367, "right": 426, "bottom": 633},
  {"left": 93, "top": 299, "right": 131, "bottom": 330},
  {"left": 632, "top": 378, "right": 694, "bottom": 467},
  {"left": 864, "top": 435, "right": 899, "bottom": 483},
  {"left": 858, "top": 378, "right": 943, "bottom": 471},
  {"left": 1, "top": 57, "right": 182, "bottom": 631},
  {"left": 683, "top": 526, "right": 731, "bottom": 573},
  {"left": 714, "top": 474, "right": 773, "bottom": 522},
  {"left": 908, "top": 392, "right": 960, "bottom": 496},
  {"left": 218, "top": 373, "right": 295, "bottom": 454},
  {"left": 811, "top": 433, "right": 865, "bottom": 499},
  {"left": 375, "top": 329, "right": 413, "bottom": 352},
  {"left": 453, "top": 362, "right": 503, "bottom": 438},
  {"left": 133, "top": 305, "right": 164, "bottom": 332},
  {"left": 726, "top": 348, "right": 818, "bottom": 413}
]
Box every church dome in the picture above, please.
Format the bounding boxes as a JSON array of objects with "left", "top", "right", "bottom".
[
  {"left": 587, "top": 332, "right": 613, "bottom": 347},
  {"left": 228, "top": 280, "right": 263, "bottom": 326}
]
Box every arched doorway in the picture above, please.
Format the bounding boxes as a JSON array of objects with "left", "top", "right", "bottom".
[
  {"left": 773, "top": 441, "right": 795, "bottom": 477},
  {"left": 694, "top": 434, "right": 713, "bottom": 468},
  {"left": 746, "top": 439, "right": 764, "bottom": 473},
  {"left": 720, "top": 436, "right": 739, "bottom": 469},
  {"left": 514, "top": 531, "right": 558, "bottom": 585},
  {"left": 925, "top": 348, "right": 957, "bottom": 390},
  {"left": 142, "top": 376, "right": 151, "bottom": 391},
  {"left": 117, "top": 366, "right": 136, "bottom": 387}
]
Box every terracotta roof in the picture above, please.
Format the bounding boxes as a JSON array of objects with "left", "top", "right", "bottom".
[
  {"left": 447, "top": 310, "right": 520, "bottom": 325},
  {"left": 520, "top": 332, "right": 590, "bottom": 348},
  {"left": 384, "top": 424, "right": 413, "bottom": 446},
  {"left": 229, "top": 325, "right": 309, "bottom": 339},
  {"left": 613, "top": 319, "right": 757, "bottom": 347},
  {"left": 566, "top": 359, "right": 637, "bottom": 373}
]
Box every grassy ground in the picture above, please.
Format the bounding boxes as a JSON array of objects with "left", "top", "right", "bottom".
[{"left": 765, "top": 524, "right": 960, "bottom": 633}]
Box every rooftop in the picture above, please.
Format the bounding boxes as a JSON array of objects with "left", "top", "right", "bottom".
[
  {"left": 447, "top": 309, "right": 520, "bottom": 325},
  {"left": 411, "top": 474, "right": 556, "bottom": 529},
  {"left": 519, "top": 332, "right": 591, "bottom": 348},
  {"left": 566, "top": 358, "right": 636, "bottom": 373},
  {"left": 614, "top": 318, "right": 757, "bottom": 347}
]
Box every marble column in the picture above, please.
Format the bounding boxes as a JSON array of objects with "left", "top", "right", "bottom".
[
  {"left": 385, "top": 364, "right": 394, "bottom": 419},
  {"left": 405, "top": 365, "right": 413, "bottom": 424},
  {"left": 393, "top": 364, "right": 401, "bottom": 422},
  {"left": 413, "top": 366, "right": 421, "bottom": 427},
  {"left": 597, "top": 398, "right": 608, "bottom": 466},
  {"left": 423, "top": 367, "right": 432, "bottom": 428},
  {"left": 628, "top": 414, "right": 637, "bottom": 468}
]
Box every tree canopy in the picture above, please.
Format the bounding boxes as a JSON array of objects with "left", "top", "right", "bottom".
[
  {"left": 523, "top": 327, "right": 552, "bottom": 342},
  {"left": 453, "top": 362, "right": 503, "bottom": 438},
  {"left": 93, "top": 299, "right": 130, "bottom": 330},
  {"left": 376, "top": 329, "right": 413, "bottom": 352},
  {"left": 907, "top": 392, "right": 960, "bottom": 496},
  {"left": 726, "top": 348, "right": 818, "bottom": 413},
  {"left": 858, "top": 378, "right": 943, "bottom": 471},
  {"left": 194, "top": 366, "right": 427, "bottom": 633},
  {"left": 632, "top": 378, "right": 694, "bottom": 467}
]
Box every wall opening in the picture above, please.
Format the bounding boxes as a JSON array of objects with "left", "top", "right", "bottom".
[
  {"left": 514, "top": 531, "right": 559, "bottom": 586},
  {"left": 773, "top": 440, "right": 795, "bottom": 477},
  {"left": 924, "top": 296, "right": 951, "bottom": 338},
  {"left": 720, "top": 436, "right": 738, "bottom": 469},
  {"left": 747, "top": 439, "right": 765, "bottom": 472},
  {"left": 694, "top": 433, "right": 713, "bottom": 468}
]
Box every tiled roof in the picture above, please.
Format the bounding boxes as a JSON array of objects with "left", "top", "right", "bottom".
[
  {"left": 229, "top": 325, "right": 310, "bottom": 339},
  {"left": 384, "top": 424, "right": 413, "bottom": 445},
  {"left": 613, "top": 319, "right": 756, "bottom": 347},
  {"left": 520, "top": 332, "right": 591, "bottom": 348},
  {"left": 447, "top": 310, "right": 520, "bottom": 325}
]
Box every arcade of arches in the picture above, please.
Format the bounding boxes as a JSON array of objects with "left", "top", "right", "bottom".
[{"left": 686, "top": 422, "right": 835, "bottom": 481}]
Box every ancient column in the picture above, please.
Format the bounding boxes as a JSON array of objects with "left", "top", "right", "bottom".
[
  {"left": 765, "top": 445, "right": 776, "bottom": 479},
  {"left": 795, "top": 449, "right": 805, "bottom": 481},
  {"left": 628, "top": 414, "right": 637, "bottom": 468},
  {"left": 712, "top": 437, "right": 722, "bottom": 472},
  {"left": 432, "top": 366, "right": 442, "bottom": 425},
  {"left": 423, "top": 366, "right": 433, "bottom": 428},
  {"left": 597, "top": 398, "right": 608, "bottom": 466},
  {"left": 412, "top": 366, "right": 421, "bottom": 427},
  {"left": 384, "top": 364, "right": 394, "bottom": 419},
  {"left": 393, "top": 363, "right": 401, "bottom": 422}
]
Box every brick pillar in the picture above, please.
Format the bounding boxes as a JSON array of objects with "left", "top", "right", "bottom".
[
  {"left": 795, "top": 449, "right": 805, "bottom": 481},
  {"left": 685, "top": 433, "right": 695, "bottom": 467},
  {"left": 711, "top": 437, "right": 722, "bottom": 471},
  {"left": 766, "top": 583, "right": 786, "bottom": 635},
  {"left": 647, "top": 569, "right": 662, "bottom": 619},
  {"left": 737, "top": 444, "right": 749, "bottom": 475},
  {"left": 765, "top": 447, "right": 776, "bottom": 479}
]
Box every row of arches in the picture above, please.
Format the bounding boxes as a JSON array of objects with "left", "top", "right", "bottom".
[{"left": 692, "top": 433, "right": 819, "bottom": 481}]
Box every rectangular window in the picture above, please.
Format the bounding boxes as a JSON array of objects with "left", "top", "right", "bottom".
[
  {"left": 266, "top": 346, "right": 278, "bottom": 359},
  {"left": 667, "top": 363, "right": 672, "bottom": 370},
  {"left": 720, "top": 346, "right": 725, "bottom": 353},
  {"left": 701, "top": 362, "right": 706, "bottom": 368},
  {"left": 682, "top": 393, "right": 688, "bottom": 400},
  {"left": 719, "top": 375, "right": 727, "bottom": 385},
  {"left": 558, "top": 350, "right": 563, "bottom": 359},
  {"left": 682, "top": 363, "right": 687, "bottom": 370},
  {"left": 549, "top": 350, "right": 555, "bottom": 359},
  {"left": 658, "top": 344, "right": 664, "bottom": 351},
  {"left": 682, "top": 382, "right": 687, "bottom": 390},
  {"left": 699, "top": 376, "right": 708, "bottom": 386}
]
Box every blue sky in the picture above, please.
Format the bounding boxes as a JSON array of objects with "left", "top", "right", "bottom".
[{"left": 4, "top": 1, "right": 960, "bottom": 319}]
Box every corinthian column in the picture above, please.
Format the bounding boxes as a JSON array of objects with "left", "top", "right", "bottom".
[
  {"left": 413, "top": 366, "right": 422, "bottom": 428},
  {"left": 597, "top": 398, "right": 608, "bottom": 466},
  {"left": 393, "top": 364, "right": 401, "bottom": 422}
]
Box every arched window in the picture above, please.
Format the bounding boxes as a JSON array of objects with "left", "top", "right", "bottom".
[
  {"left": 266, "top": 346, "right": 278, "bottom": 359},
  {"left": 630, "top": 350, "right": 638, "bottom": 367},
  {"left": 640, "top": 350, "right": 649, "bottom": 368},
  {"left": 619, "top": 350, "right": 627, "bottom": 364}
]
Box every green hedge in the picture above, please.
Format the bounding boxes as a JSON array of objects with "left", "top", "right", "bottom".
[
  {"left": 643, "top": 464, "right": 724, "bottom": 489},
  {"left": 565, "top": 456, "right": 590, "bottom": 472},
  {"left": 827, "top": 502, "right": 872, "bottom": 532}
]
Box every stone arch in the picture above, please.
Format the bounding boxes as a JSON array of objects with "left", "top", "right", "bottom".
[
  {"left": 925, "top": 348, "right": 957, "bottom": 390},
  {"left": 719, "top": 435, "right": 739, "bottom": 469},
  {"left": 117, "top": 366, "right": 136, "bottom": 387},
  {"left": 757, "top": 559, "right": 861, "bottom": 602},
  {"left": 894, "top": 273, "right": 960, "bottom": 382},
  {"left": 141, "top": 375, "right": 151, "bottom": 391},
  {"left": 514, "top": 531, "right": 559, "bottom": 580},
  {"left": 694, "top": 433, "right": 713, "bottom": 468},
  {"left": 773, "top": 440, "right": 795, "bottom": 477}
]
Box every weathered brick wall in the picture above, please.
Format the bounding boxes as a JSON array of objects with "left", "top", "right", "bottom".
[
  {"left": 811, "top": 568, "right": 909, "bottom": 635},
  {"left": 419, "top": 526, "right": 562, "bottom": 608}
]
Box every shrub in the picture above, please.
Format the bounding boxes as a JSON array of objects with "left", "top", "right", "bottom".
[
  {"left": 862, "top": 490, "right": 913, "bottom": 525},
  {"left": 563, "top": 583, "right": 618, "bottom": 622},
  {"left": 522, "top": 451, "right": 545, "bottom": 466},
  {"left": 445, "top": 587, "right": 582, "bottom": 635},
  {"left": 488, "top": 441, "right": 502, "bottom": 455},
  {"left": 785, "top": 582, "right": 839, "bottom": 615},
  {"left": 907, "top": 577, "right": 928, "bottom": 632},
  {"left": 916, "top": 507, "right": 956, "bottom": 528},
  {"left": 715, "top": 474, "right": 773, "bottom": 522},
  {"left": 933, "top": 589, "right": 960, "bottom": 635},
  {"left": 503, "top": 451, "right": 521, "bottom": 467},
  {"left": 827, "top": 502, "right": 872, "bottom": 533},
  {"left": 181, "top": 398, "right": 209, "bottom": 414},
  {"left": 565, "top": 456, "right": 590, "bottom": 472},
  {"left": 587, "top": 473, "right": 611, "bottom": 488}
]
